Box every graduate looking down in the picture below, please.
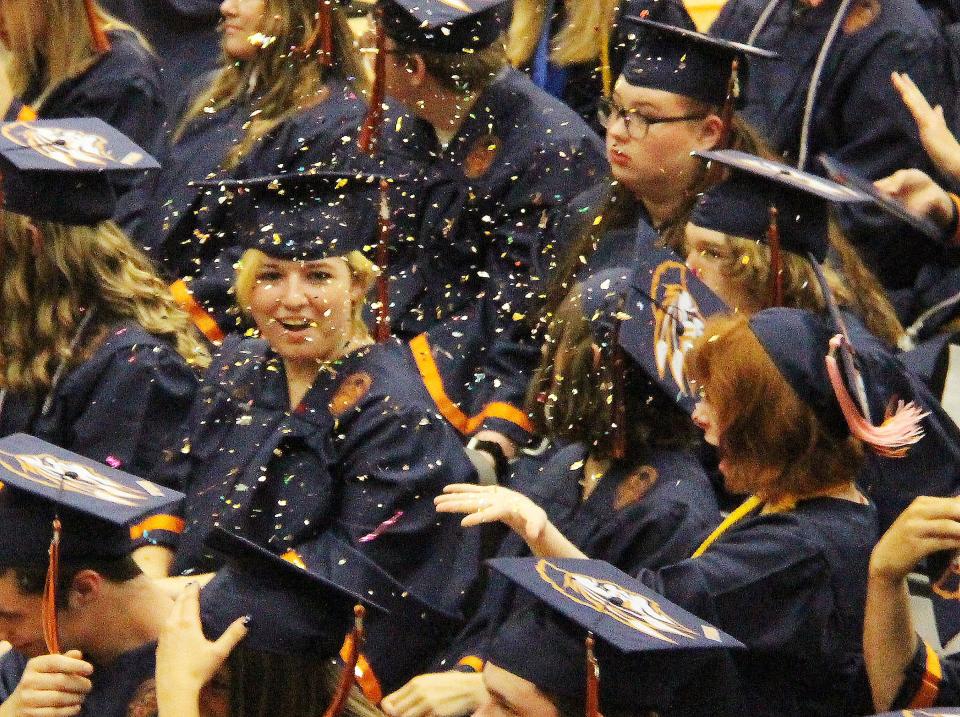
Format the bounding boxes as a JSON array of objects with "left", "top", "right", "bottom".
[
  {"left": 0, "top": 437, "right": 184, "bottom": 717},
  {"left": 150, "top": 171, "right": 481, "bottom": 694}
]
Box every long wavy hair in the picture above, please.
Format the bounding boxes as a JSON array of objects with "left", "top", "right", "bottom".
[
  {"left": 507, "top": 0, "right": 620, "bottom": 67},
  {"left": 526, "top": 284, "right": 696, "bottom": 463},
  {"left": 3, "top": 0, "right": 147, "bottom": 108},
  {"left": 173, "top": 0, "right": 366, "bottom": 170},
  {"left": 0, "top": 212, "right": 209, "bottom": 393},
  {"left": 694, "top": 222, "right": 905, "bottom": 346}
]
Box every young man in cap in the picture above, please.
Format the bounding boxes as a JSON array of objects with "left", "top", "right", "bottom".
[
  {"left": 370, "top": 0, "right": 608, "bottom": 469},
  {"left": 0, "top": 435, "right": 182, "bottom": 717}
]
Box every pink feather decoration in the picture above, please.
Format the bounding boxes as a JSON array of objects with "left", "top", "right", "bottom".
[{"left": 825, "top": 334, "right": 928, "bottom": 458}]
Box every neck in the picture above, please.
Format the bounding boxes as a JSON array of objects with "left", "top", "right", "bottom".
[
  {"left": 414, "top": 84, "right": 481, "bottom": 146},
  {"left": 580, "top": 454, "right": 610, "bottom": 502},
  {"left": 639, "top": 192, "right": 690, "bottom": 229},
  {"left": 282, "top": 334, "right": 373, "bottom": 408},
  {"left": 83, "top": 576, "right": 173, "bottom": 664},
  {"left": 762, "top": 479, "right": 865, "bottom": 513}
]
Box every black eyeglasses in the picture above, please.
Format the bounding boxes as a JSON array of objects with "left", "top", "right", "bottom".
[{"left": 598, "top": 97, "right": 707, "bottom": 140}]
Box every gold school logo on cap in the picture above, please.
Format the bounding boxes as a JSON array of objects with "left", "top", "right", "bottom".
[
  {"left": 537, "top": 559, "right": 698, "bottom": 644},
  {"left": 437, "top": 0, "right": 474, "bottom": 11},
  {"left": 0, "top": 450, "right": 151, "bottom": 507},
  {"left": 1, "top": 122, "right": 142, "bottom": 169},
  {"left": 651, "top": 259, "right": 707, "bottom": 397}
]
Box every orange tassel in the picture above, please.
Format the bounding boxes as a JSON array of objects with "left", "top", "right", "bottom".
[
  {"left": 585, "top": 634, "right": 600, "bottom": 717},
  {"left": 358, "top": 8, "right": 386, "bottom": 156},
  {"left": 299, "top": 1, "right": 333, "bottom": 67},
  {"left": 324, "top": 605, "right": 366, "bottom": 717},
  {"left": 375, "top": 180, "right": 391, "bottom": 343},
  {"left": 83, "top": 0, "right": 111, "bottom": 53},
  {"left": 825, "top": 334, "right": 928, "bottom": 458},
  {"left": 717, "top": 57, "right": 738, "bottom": 150},
  {"left": 42, "top": 518, "right": 62, "bottom": 655},
  {"left": 765, "top": 205, "right": 783, "bottom": 308}
]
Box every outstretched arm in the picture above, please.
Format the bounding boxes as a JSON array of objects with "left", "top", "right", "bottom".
[{"left": 435, "top": 484, "right": 586, "bottom": 559}]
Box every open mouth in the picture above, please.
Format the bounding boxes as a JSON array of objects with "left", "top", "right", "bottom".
[{"left": 277, "top": 319, "right": 312, "bottom": 331}]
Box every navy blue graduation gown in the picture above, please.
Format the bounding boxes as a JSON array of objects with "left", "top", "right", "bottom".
[
  {"left": 0, "top": 323, "right": 198, "bottom": 481},
  {"left": 4, "top": 29, "right": 165, "bottom": 157},
  {"left": 153, "top": 336, "right": 481, "bottom": 690},
  {"left": 634, "top": 496, "right": 878, "bottom": 717},
  {"left": 0, "top": 642, "right": 156, "bottom": 717},
  {"left": 436, "top": 441, "right": 720, "bottom": 670},
  {"left": 710, "top": 0, "right": 954, "bottom": 304},
  {"left": 97, "top": 0, "right": 221, "bottom": 108},
  {"left": 383, "top": 68, "right": 608, "bottom": 444}
]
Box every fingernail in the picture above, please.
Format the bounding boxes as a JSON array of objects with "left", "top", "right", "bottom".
[{"left": 243, "top": 615, "right": 253, "bottom": 625}]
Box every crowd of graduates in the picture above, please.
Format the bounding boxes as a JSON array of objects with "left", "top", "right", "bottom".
[{"left": 2, "top": 0, "right": 960, "bottom": 715}]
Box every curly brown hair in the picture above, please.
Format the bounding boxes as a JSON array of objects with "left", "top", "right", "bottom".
[{"left": 685, "top": 313, "right": 863, "bottom": 503}]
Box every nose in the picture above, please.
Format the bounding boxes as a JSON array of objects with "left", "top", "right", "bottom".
[
  {"left": 691, "top": 401, "right": 710, "bottom": 432},
  {"left": 685, "top": 254, "right": 703, "bottom": 279},
  {"left": 606, "top": 113, "right": 630, "bottom": 144},
  {"left": 278, "top": 274, "right": 309, "bottom": 309}
]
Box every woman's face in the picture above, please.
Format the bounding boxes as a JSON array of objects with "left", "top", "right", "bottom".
[
  {"left": 684, "top": 223, "right": 763, "bottom": 314},
  {"left": 220, "top": 0, "right": 267, "bottom": 61},
  {"left": 605, "top": 79, "right": 719, "bottom": 201},
  {"left": 691, "top": 395, "right": 721, "bottom": 447},
  {"left": 247, "top": 256, "right": 360, "bottom": 366}
]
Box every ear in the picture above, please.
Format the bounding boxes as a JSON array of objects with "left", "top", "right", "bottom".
[
  {"left": 67, "top": 570, "right": 103, "bottom": 609},
  {"left": 695, "top": 113, "right": 726, "bottom": 151},
  {"left": 407, "top": 52, "right": 428, "bottom": 87}
]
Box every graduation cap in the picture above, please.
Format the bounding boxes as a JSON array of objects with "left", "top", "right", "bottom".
[
  {"left": 620, "top": 17, "right": 777, "bottom": 146},
  {"left": 614, "top": 247, "right": 728, "bottom": 415},
  {"left": 484, "top": 557, "right": 742, "bottom": 712},
  {"left": 196, "top": 170, "right": 394, "bottom": 339},
  {"left": 0, "top": 433, "right": 183, "bottom": 653},
  {"left": 868, "top": 711, "right": 960, "bottom": 716},
  {"left": 378, "top": 0, "right": 509, "bottom": 53},
  {"left": 200, "top": 528, "right": 386, "bottom": 657},
  {"left": 819, "top": 154, "right": 944, "bottom": 242},
  {"left": 748, "top": 307, "right": 927, "bottom": 455},
  {"left": 0, "top": 118, "right": 159, "bottom": 225}
]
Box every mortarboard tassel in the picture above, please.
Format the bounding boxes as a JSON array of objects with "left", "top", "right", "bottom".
[
  {"left": 764, "top": 205, "right": 784, "bottom": 308},
  {"left": 324, "top": 604, "right": 366, "bottom": 717},
  {"left": 42, "top": 516, "right": 62, "bottom": 654},
  {"left": 83, "top": 0, "right": 111, "bottom": 53},
  {"left": 358, "top": 7, "right": 387, "bottom": 155},
  {"left": 585, "top": 633, "right": 600, "bottom": 717},
  {"left": 609, "top": 310, "right": 627, "bottom": 460},
  {"left": 825, "top": 334, "right": 928, "bottom": 458},
  {"left": 717, "top": 57, "right": 739, "bottom": 150},
  {"left": 298, "top": 1, "right": 334, "bottom": 67},
  {"left": 374, "top": 180, "right": 391, "bottom": 343}
]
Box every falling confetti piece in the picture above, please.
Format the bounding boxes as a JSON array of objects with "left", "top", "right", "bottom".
[{"left": 358, "top": 510, "right": 404, "bottom": 542}]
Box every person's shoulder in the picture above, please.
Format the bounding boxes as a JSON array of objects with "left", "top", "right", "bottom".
[
  {"left": 484, "top": 68, "right": 603, "bottom": 146},
  {"left": 88, "top": 29, "right": 163, "bottom": 88}
]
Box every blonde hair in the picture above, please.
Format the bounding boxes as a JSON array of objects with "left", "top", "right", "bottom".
[
  {"left": 0, "top": 212, "right": 209, "bottom": 393},
  {"left": 233, "top": 248, "right": 377, "bottom": 340},
  {"left": 4, "top": 0, "right": 147, "bottom": 109},
  {"left": 507, "top": 0, "right": 620, "bottom": 67},
  {"left": 174, "top": 1, "right": 366, "bottom": 170},
  {"left": 699, "top": 222, "right": 904, "bottom": 346}
]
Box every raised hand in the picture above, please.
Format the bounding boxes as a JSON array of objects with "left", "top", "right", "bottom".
[
  {"left": 435, "top": 483, "right": 548, "bottom": 544},
  {"left": 0, "top": 650, "right": 93, "bottom": 717},
  {"left": 892, "top": 71, "right": 960, "bottom": 180}
]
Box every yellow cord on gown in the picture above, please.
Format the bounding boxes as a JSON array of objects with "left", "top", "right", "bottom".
[{"left": 691, "top": 495, "right": 763, "bottom": 557}]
